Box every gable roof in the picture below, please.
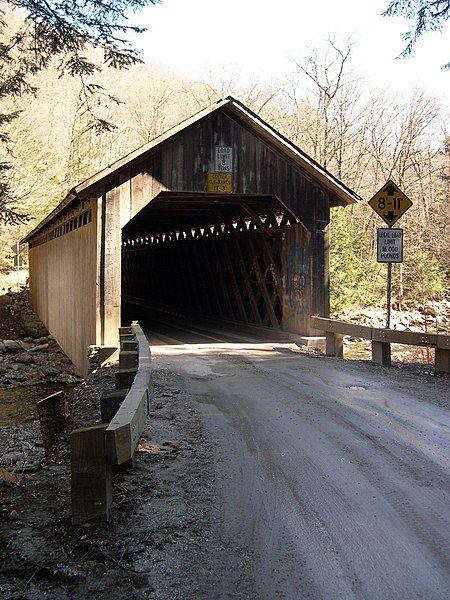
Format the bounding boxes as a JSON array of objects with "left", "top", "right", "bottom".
[{"left": 23, "top": 96, "right": 361, "bottom": 243}]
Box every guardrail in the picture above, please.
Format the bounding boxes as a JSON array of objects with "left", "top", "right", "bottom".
[
  {"left": 70, "top": 321, "right": 152, "bottom": 524},
  {"left": 311, "top": 316, "right": 449, "bottom": 374}
]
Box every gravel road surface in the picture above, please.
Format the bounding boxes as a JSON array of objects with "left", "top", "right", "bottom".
[{"left": 147, "top": 319, "right": 450, "bottom": 600}]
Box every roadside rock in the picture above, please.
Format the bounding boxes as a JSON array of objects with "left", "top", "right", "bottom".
[
  {"left": 3, "top": 340, "right": 21, "bottom": 353},
  {"left": 42, "top": 367, "right": 61, "bottom": 377},
  {"left": 29, "top": 343, "right": 49, "bottom": 352},
  {"left": 18, "top": 340, "right": 34, "bottom": 351},
  {"left": 0, "top": 451, "right": 24, "bottom": 466},
  {"left": 14, "top": 353, "right": 35, "bottom": 364}
]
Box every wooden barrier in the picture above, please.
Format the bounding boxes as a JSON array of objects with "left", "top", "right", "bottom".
[
  {"left": 311, "top": 316, "right": 449, "bottom": 374},
  {"left": 70, "top": 424, "right": 112, "bottom": 525},
  {"left": 106, "top": 323, "right": 152, "bottom": 465},
  {"left": 37, "top": 391, "right": 70, "bottom": 456},
  {"left": 70, "top": 321, "right": 151, "bottom": 523}
]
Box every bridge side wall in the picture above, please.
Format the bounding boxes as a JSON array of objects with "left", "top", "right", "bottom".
[{"left": 28, "top": 199, "right": 99, "bottom": 376}]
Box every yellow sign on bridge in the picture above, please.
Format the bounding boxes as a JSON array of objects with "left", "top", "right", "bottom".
[
  {"left": 368, "top": 180, "right": 412, "bottom": 226},
  {"left": 207, "top": 172, "right": 233, "bottom": 193}
]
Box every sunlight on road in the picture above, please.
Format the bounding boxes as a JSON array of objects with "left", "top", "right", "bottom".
[{"left": 153, "top": 342, "right": 303, "bottom": 359}]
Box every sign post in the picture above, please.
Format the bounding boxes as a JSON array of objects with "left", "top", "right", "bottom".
[
  {"left": 376, "top": 228, "right": 403, "bottom": 328},
  {"left": 369, "top": 181, "right": 411, "bottom": 329}
]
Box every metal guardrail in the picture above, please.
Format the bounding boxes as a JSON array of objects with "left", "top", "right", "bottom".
[
  {"left": 311, "top": 316, "right": 449, "bottom": 374},
  {"left": 70, "top": 321, "right": 152, "bottom": 524}
]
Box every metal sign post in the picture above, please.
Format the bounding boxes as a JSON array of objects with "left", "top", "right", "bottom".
[
  {"left": 386, "top": 262, "right": 392, "bottom": 329},
  {"left": 376, "top": 228, "right": 403, "bottom": 329}
]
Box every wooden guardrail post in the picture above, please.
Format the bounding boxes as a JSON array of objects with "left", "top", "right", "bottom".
[
  {"left": 100, "top": 389, "right": 128, "bottom": 423},
  {"left": 119, "top": 350, "right": 138, "bottom": 369},
  {"left": 435, "top": 336, "right": 450, "bottom": 374},
  {"left": 71, "top": 321, "right": 152, "bottom": 525},
  {"left": 121, "top": 340, "right": 139, "bottom": 352},
  {"left": 36, "top": 391, "right": 70, "bottom": 456},
  {"left": 371, "top": 341, "right": 391, "bottom": 367},
  {"left": 115, "top": 367, "right": 138, "bottom": 389},
  {"left": 70, "top": 423, "right": 112, "bottom": 524},
  {"left": 325, "top": 332, "right": 344, "bottom": 358}
]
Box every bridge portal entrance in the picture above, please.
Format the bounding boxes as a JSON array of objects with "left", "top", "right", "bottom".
[{"left": 121, "top": 191, "right": 310, "bottom": 336}]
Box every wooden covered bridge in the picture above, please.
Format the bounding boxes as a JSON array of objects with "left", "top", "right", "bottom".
[{"left": 23, "top": 97, "right": 360, "bottom": 376}]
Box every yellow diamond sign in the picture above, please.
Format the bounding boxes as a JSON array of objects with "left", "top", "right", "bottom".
[{"left": 368, "top": 180, "right": 412, "bottom": 226}]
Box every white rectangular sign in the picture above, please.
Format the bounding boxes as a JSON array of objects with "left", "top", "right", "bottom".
[
  {"left": 214, "top": 146, "right": 233, "bottom": 173},
  {"left": 377, "top": 228, "right": 403, "bottom": 263}
]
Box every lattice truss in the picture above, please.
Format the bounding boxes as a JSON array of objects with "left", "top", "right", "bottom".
[{"left": 122, "top": 210, "right": 294, "bottom": 328}]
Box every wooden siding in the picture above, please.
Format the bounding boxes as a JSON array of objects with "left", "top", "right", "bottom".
[
  {"left": 29, "top": 200, "right": 99, "bottom": 376},
  {"left": 103, "top": 110, "right": 331, "bottom": 230},
  {"left": 282, "top": 224, "right": 312, "bottom": 334}
]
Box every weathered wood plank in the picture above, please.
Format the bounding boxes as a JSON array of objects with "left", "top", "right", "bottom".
[
  {"left": 437, "top": 335, "right": 450, "bottom": 350},
  {"left": 325, "top": 332, "right": 344, "bottom": 358},
  {"left": 372, "top": 328, "right": 437, "bottom": 346},
  {"left": 27, "top": 199, "right": 98, "bottom": 376},
  {"left": 70, "top": 423, "right": 112, "bottom": 524},
  {"left": 36, "top": 391, "right": 70, "bottom": 456},
  {"left": 435, "top": 349, "right": 450, "bottom": 374},
  {"left": 372, "top": 341, "right": 392, "bottom": 367},
  {"left": 311, "top": 316, "right": 372, "bottom": 339},
  {"left": 105, "top": 322, "right": 151, "bottom": 465},
  {"left": 100, "top": 389, "right": 128, "bottom": 424}
]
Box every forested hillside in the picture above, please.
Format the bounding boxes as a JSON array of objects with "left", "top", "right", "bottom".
[{"left": 1, "top": 12, "right": 448, "bottom": 313}]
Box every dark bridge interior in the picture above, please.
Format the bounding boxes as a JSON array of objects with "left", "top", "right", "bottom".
[{"left": 121, "top": 192, "right": 299, "bottom": 333}]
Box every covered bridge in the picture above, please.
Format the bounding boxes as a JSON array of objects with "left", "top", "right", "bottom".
[{"left": 23, "top": 97, "right": 360, "bottom": 376}]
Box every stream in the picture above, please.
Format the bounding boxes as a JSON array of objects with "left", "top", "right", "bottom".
[{"left": 0, "top": 383, "right": 76, "bottom": 428}]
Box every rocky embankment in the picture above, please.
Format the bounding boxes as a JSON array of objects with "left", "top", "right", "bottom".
[
  {"left": 0, "top": 289, "right": 83, "bottom": 481},
  {"left": 339, "top": 298, "right": 450, "bottom": 334},
  {"left": 0, "top": 335, "right": 82, "bottom": 389},
  {"left": 0, "top": 290, "right": 82, "bottom": 389}
]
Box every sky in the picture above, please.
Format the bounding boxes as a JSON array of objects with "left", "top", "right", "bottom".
[{"left": 129, "top": 0, "right": 449, "bottom": 107}]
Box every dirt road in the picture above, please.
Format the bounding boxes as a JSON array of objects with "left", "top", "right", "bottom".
[
  {"left": 1, "top": 318, "right": 448, "bottom": 599},
  {"left": 148, "top": 320, "right": 450, "bottom": 600}
]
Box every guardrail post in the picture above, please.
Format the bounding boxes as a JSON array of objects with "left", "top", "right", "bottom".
[
  {"left": 325, "top": 332, "right": 344, "bottom": 358},
  {"left": 372, "top": 341, "right": 391, "bottom": 367},
  {"left": 36, "top": 390, "right": 70, "bottom": 456},
  {"left": 435, "top": 349, "right": 449, "bottom": 374},
  {"left": 115, "top": 367, "right": 138, "bottom": 389},
  {"left": 70, "top": 423, "right": 112, "bottom": 525},
  {"left": 100, "top": 389, "right": 128, "bottom": 423},
  {"left": 121, "top": 340, "right": 139, "bottom": 352},
  {"left": 119, "top": 351, "right": 138, "bottom": 369}
]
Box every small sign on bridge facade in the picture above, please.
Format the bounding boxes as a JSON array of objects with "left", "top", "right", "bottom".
[{"left": 214, "top": 146, "right": 233, "bottom": 173}]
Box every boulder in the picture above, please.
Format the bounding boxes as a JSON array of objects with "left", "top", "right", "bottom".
[
  {"left": 3, "top": 340, "right": 21, "bottom": 353},
  {"left": 0, "top": 451, "right": 24, "bottom": 466},
  {"left": 29, "top": 343, "right": 49, "bottom": 352},
  {"left": 18, "top": 340, "right": 34, "bottom": 351},
  {"left": 42, "top": 367, "right": 61, "bottom": 377},
  {"left": 14, "top": 353, "right": 34, "bottom": 364}
]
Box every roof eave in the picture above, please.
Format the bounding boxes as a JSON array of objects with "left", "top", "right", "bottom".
[{"left": 226, "top": 98, "right": 361, "bottom": 207}]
